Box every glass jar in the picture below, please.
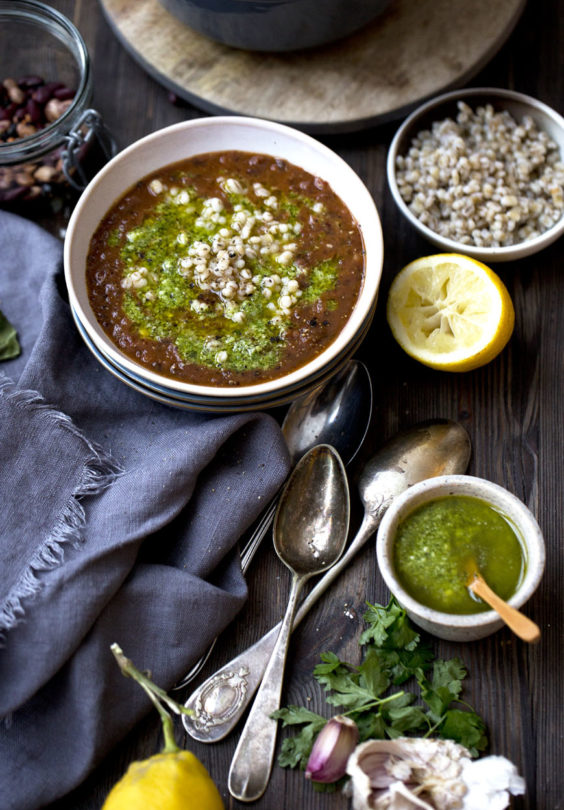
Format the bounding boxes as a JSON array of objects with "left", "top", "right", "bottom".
[{"left": 0, "top": 0, "right": 115, "bottom": 209}]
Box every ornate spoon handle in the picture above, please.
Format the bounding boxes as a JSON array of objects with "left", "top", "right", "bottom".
[
  {"left": 228, "top": 575, "right": 305, "bottom": 802},
  {"left": 183, "top": 510, "right": 381, "bottom": 743}
]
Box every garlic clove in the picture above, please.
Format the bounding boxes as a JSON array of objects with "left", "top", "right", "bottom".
[
  {"left": 348, "top": 740, "right": 416, "bottom": 789},
  {"left": 305, "top": 715, "right": 359, "bottom": 783},
  {"left": 381, "top": 781, "right": 436, "bottom": 809},
  {"left": 346, "top": 740, "right": 436, "bottom": 810}
]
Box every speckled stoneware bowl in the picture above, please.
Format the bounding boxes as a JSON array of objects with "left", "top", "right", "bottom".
[
  {"left": 159, "top": 0, "right": 393, "bottom": 52},
  {"left": 376, "top": 475, "right": 545, "bottom": 642},
  {"left": 387, "top": 87, "right": 564, "bottom": 262},
  {"left": 64, "top": 116, "right": 383, "bottom": 410}
]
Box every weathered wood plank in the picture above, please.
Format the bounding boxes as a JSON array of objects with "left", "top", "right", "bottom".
[{"left": 28, "top": 1, "right": 564, "bottom": 808}]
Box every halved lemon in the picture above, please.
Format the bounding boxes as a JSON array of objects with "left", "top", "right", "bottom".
[{"left": 386, "top": 254, "right": 515, "bottom": 371}]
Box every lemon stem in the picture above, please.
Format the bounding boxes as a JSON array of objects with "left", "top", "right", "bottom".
[
  {"left": 144, "top": 684, "right": 179, "bottom": 754},
  {"left": 110, "top": 643, "right": 193, "bottom": 754}
]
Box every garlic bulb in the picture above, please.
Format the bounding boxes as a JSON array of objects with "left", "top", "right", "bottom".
[{"left": 345, "top": 737, "right": 525, "bottom": 810}]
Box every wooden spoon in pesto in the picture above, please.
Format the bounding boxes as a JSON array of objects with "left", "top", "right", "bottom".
[{"left": 465, "top": 559, "right": 541, "bottom": 643}]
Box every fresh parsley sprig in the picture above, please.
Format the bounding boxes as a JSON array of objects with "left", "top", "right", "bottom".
[{"left": 272, "top": 597, "right": 488, "bottom": 776}]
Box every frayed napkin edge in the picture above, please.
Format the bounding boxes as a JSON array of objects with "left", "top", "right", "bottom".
[{"left": 0, "top": 377, "right": 123, "bottom": 645}]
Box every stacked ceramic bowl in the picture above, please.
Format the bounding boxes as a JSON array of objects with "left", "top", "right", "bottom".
[{"left": 64, "top": 117, "right": 383, "bottom": 412}]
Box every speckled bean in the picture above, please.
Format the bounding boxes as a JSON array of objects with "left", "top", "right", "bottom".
[
  {"left": 3, "top": 78, "right": 25, "bottom": 105},
  {"left": 45, "top": 97, "right": 72, "bottom": 123},
  {"left": 0, "top": 74, "right": 77, "bottom": 203}
]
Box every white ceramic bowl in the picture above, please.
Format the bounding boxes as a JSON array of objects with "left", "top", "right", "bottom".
[
  {"left": 387, "top": 87, "right": 564, "bottom": 262},
  {"left": 376, "top": 474, "right": 545, "bottom": 641},
  {"left": 71, "top": 305, "right": 371, "bottom": 412},
  {"left": 64, "top": 116, "right": 383, "bottom": 406}
]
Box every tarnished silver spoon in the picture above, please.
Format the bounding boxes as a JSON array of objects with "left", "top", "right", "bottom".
[
  {"left": 228, "top": 444, "right": 350, "bottom": 802},
  {"left": 183, "top": 419, "right": 471, "bottom": 744},
  {"left": 239, "top": 358, "right": 372, "bottom": 569},
  {"left": 175, "top": 359, "right": 371, "bottom": 689}
]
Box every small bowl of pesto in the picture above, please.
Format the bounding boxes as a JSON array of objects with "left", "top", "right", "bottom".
[
  {"left": 376, "top": 475, "right": 545, "bottom": 642},
  {"left": 64, "top": 115, "right": 383, "bottom": 411}
]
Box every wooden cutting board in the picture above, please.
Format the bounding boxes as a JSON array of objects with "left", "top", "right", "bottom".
[{"left": 99, "top": 0, "right": 525, "bottom": 133}]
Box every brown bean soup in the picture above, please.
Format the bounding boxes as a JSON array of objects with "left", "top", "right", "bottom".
[{"left": 86, "top": 150, "right": 365, "bottom": 386}]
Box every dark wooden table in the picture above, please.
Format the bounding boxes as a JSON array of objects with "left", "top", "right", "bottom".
[{"left": 29, "top": 1, "right": 563, "bottom": 808}]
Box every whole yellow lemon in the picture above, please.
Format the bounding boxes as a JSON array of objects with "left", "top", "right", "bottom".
[{"left": 102, "top": 749, "right": 224, "bottom": 810}]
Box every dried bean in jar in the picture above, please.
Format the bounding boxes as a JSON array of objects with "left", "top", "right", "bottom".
[
  {"left": 0, "top": 74, "right": 77, "bottom": 204},
  {"left": 17, "top": 75, "right": 44, "bottom": 89}
]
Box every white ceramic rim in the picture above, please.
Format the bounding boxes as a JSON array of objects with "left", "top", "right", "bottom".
[
  {"left": 84, "top": 304, "right": 374, "bottom": 402},
  {"left": 386, "top": 87, "right": 564, "bottom": 262},
  {"left": 87, "top": 314, "right": 371, "bottom": 404},
  {"left": 376, "top": 474, "right": 546, "bottom": 630},
  {"left": 64, "top": 115, "right": 383, "bottom": 398},
  {"left": 75, "top": 310, "right": 312, "bottom": 413},
  {"left": 71, "top": 304, "right": 371, "bottom": 409}
]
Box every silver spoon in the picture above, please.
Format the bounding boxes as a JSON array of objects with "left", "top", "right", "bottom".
[
  {"left": 240, "top": 358, "right": 372, "bottom": 569},
  {"left": 183, "top": 419, "right": 471, "bottom": 744},
  {"left": 175, "top": 359, "right": 371, "bottom": 689},
  {"left": 228, "top": 444, "right": 350, "bottom": 803}
]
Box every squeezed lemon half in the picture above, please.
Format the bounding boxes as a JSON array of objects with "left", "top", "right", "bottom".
[{"left": 386, "top": 254, "right": 515, "bottom": 371}]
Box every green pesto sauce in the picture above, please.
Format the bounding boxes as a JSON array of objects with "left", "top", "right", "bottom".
[
  {"left": 393, "top": 495, "right": 525, "bottom": 615},
  {"left": 300, "top": 260, "right": 337, "bottom": 304},
  {"left": 116, "top": 186, "right": 339, "bottom": 373}
]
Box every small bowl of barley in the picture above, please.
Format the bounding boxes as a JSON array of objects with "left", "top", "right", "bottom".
[{"left": 387, "top": 87, "right": 564, "bottom": 262}]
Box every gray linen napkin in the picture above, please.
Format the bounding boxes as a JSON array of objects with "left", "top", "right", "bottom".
[{"left": 0, "top": 210, "right": 290, "bottom": 810}]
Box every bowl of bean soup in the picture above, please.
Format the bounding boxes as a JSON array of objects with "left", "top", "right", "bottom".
[{"left": 64, "top": 116, "right": 383, "bottom": 410}]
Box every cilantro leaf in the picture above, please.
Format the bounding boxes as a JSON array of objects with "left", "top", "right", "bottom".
[
  {"left": 313, "top": 651, "right": 343, "bottom": 677},
  {"left": 0, "top": 309, "right": 21, "bottom": 361},
  {"left": 270, "top": 706, "right": 326, "bottom": 769},
  {"left": 313, "top": 656, "right": 365, "bottom": 707},
  {"left": 359, "top": 599, "right": 402, "bottom": 645},
  {"left": 321, "top": 670, "right": 379, "bottom": 710},
  {"left": 384, "top": 704, "right": 429, "bottom": 735},
  {"left": 374, "top": 644, "right": 434, "bottom": 685},
  {"left": 432, "top": 658, "right": 467, "bottom": 694},
  {"left": 356, "top": 649, "right": 391, "bottom": 697},
  {"left": 419, "top": 658, "right": 467, "bottom": 718},
  {"left": 360, "top": 599, "right": 420, "bottom": 651},
  {"left": 277, "top": 735, "right": 314, "bottom": 769},
  {"left": 355, "top": 711, "right": 387, "bottom": 741},
  {"left": 272, "top": 705, "right": 326, "bottom": 729},
  {"left": 315, "top": 649, "right": 392, "bottom": 710},
  {"left": 438, "top": 708, "right": 488, "bottom": 756}
]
